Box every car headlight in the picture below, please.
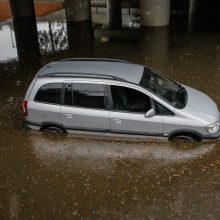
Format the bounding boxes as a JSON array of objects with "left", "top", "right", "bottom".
[{"left": 206, "top": 122, "right": 220, "bottom": 134}]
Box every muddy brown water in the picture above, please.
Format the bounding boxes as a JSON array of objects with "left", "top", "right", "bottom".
[{"left": 1, "top": 14, "right": 220, "bottom": 219}]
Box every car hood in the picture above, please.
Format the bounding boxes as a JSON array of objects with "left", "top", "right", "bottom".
[{"left": 181, "top": 86, "right": 219, "bottom": 125}]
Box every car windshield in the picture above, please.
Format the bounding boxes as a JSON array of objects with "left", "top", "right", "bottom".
[{"left": 139, "top": 67, "right": 187, "bottom": 109}]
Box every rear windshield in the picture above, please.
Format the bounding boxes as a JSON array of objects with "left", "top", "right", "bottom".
[{"left": 139, "top": 67, "right": 187, "bottom": 109}]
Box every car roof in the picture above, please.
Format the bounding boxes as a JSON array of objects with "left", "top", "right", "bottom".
[{"left": 38, "top": 58, "right": 144, "bottom": 84}]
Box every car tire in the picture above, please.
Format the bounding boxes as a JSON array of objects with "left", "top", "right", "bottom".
[
  {"left": 170, "top": 134, "right": 200, "bottom": 142},
  {"left": 41, "top": 126, "right": 66, "bottom": 134}
]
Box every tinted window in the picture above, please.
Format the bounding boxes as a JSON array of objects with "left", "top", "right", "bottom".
[
  {"left": 111, "top": 85, "right": 151, "bottom": 113},
  {"left": 64, "top": 83, "right": 106, "bottom": 110},
  {"left": 156, "top": 102, "right": 174, "bottom": 116},
  {"left": 35, "top": 83, "right": 61, "bottom": 104}
]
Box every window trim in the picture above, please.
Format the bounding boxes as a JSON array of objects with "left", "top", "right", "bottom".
[
  {"left": 62, "top": 82, "right": 109, "bottom": 111},
  {"left": 62, "top": 83, "right": 73, "bottom": 106},
  {"left": 108, "top": 84, "right": 152, "bottom": 114},
  {"left": 34, "top": 83, "right": 62, "bottom": 106}
]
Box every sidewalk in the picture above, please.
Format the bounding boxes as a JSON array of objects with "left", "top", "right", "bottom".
[{"left": 0, "top": 0, "right": 64, "bottom": 22}]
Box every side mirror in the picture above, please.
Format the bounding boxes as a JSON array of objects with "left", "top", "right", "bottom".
[{"left": 145, "top": 109, "right": 155, "bottom": 118}]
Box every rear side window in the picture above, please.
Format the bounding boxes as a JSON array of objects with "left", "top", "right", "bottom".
[
  {"left": 64, "top": 83, "right": 107, "bottom": 110},
  {"left": 35, "top": 83, "right": 61, "bottom": 105}
]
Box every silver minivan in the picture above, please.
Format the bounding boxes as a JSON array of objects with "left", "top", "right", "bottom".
[{"left": 23, "top": 58, "right": 220, "bottom": 141}]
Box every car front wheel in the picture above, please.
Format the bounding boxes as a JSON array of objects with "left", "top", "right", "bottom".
[{"left": 169, "top": 134, "right": 201, "bottom": 142}]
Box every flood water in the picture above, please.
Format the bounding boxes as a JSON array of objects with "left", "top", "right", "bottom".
[{"left": 1, "top": 10, "right": 220, "bottom": 219}]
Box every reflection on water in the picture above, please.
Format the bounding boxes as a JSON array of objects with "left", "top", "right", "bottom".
[
  {"left": 38, "top": 21, "right": 68, "bottom": 54},
  {"left": 0, "top": 11, "right": 68, "bottom": 63},
  {"left": 0, "top": 9, "right": 140, "bottom": 63},
  {"left": 0, "top": 22, "right": 17, "bottom": 61},
  {"left": 13, "top": 17, "right": 41, "bottom": 68},
  {"left": 32, "top": 133, "right": 216, "bottom": 169},
  {"left": 140, "top": 27, "right": 169, "bottom": 67},
  {"left": 1, "top": 8, "right": 220, "bottom": 220},
  {"left": 67, "top": 21, "right": 94, "bottom": 56},
  {"left": 8, "top": 195, "right": 19, "bottom": 219}
]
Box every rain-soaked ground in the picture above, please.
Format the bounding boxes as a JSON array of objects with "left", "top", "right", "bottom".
[{"left": 1, "top": 9, "right": 220, "bottom": 219}]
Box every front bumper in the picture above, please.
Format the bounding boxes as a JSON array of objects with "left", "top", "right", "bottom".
[{"left": 203, "top": 129, "right": 220, "bottom": 139}]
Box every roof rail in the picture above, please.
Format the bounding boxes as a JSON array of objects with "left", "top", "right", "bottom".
[
  {"left": 39, "top": 72, "right": 127, "bottom": 82},
  {"left": 60, "top": 58, "right": 131, "bottom": 64}
]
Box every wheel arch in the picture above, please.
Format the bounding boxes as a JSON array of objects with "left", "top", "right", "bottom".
[
  {"left": 40, "top": 122, "right": 67, "bottom": 133},
  {"left": 168, "top": 129, "right": 202, "bottom": 141}
]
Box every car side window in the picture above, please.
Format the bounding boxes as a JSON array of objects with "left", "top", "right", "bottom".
[
  {"left": 64, "top": 83, "right": 107, "bottom": 110},
  {"left": 110, "top": 85, "right": 151, "bottom": 113},
  {"left": 156, "top": 102, "right": 174, "bottom": 116},
  {"left": 35, "top": 83, "right": 61, "bottom": 105}
]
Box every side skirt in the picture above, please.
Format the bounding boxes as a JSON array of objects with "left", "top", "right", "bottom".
[
  {"left": 26, "top": 121, "right": 168, "bottom": 141},
  {"left": 66, "top": 129, "right": 168, "bottom": 141}
]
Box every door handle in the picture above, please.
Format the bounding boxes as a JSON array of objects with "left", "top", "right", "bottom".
[
  {"left": 64, "top": 113, "right": 73, "bottom": 119},
  {"left": 113, "top": 119, "right": 122, "bottom": 124}
]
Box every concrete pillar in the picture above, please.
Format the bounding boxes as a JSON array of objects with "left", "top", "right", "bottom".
[
  {"left": 188, "top": 0, "right": 206, "bottom": 30},
  {"left": 140, "top": 0, "right": 170, "bottom": 27},
  {"left": 9, "top": 0, "right": 36, "bottom": 20},
  {"left": 64, "top": 0, "right": 91, "bottom": 22},
  {"left": 107, "top": 0, "right": 122, "bottom": 29}
]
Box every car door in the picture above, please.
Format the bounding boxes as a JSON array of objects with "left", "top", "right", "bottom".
[
  {"left": 108, "top": 84, "right": 163, "bottom": 136},
  {"left": 154, "top": 101, "right": 177, "bottom": 136},
  {"left": 61, "top": 81, "right": 110, "bottom": 132}
]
